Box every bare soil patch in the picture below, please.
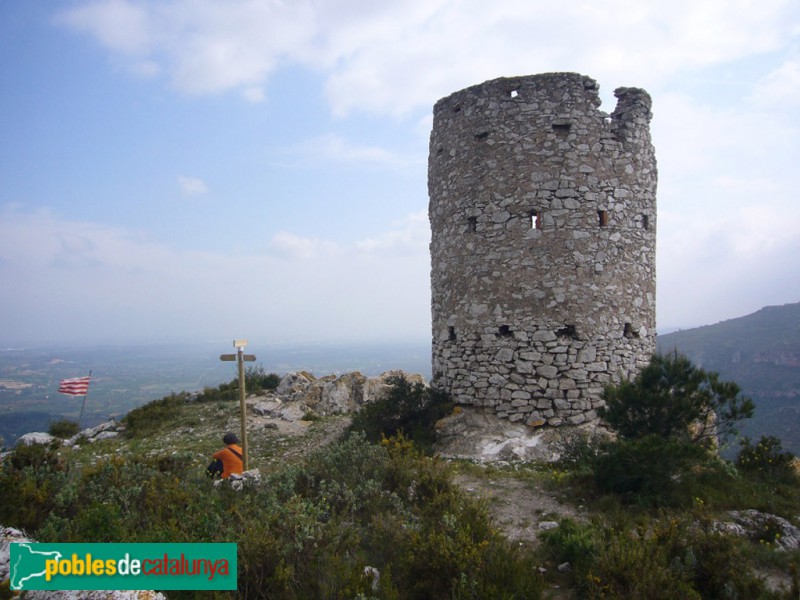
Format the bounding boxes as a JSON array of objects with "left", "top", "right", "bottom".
[{"left": 453, "top": 470, "right": 587, "bottom": 547}]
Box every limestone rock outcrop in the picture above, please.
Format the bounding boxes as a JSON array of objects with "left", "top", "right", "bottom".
[
  {"left": 14, "top": 419, "right": 126, "bottom": 450},
  {"left": 250, "top": 370, "right": 426, "bottom": 422}
]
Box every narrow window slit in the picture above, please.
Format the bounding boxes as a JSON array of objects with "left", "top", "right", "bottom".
[
  {"left": 642, "top": 215, "right": 650, "bottom": 230},
  {"left": 623, "top": 323, "right": 640, "bottom": 339},
  {"left": 598, "top": 210, "right": 609, "bottom": 227},
  {"left": 468, "top": 216, "right": 477, "bottom": 232},
  {"left": 448, "top": 326, "right": 456, "bottom": 341},
  {"left": 530, "top": 210, "right": 542, "bottom": 230}
]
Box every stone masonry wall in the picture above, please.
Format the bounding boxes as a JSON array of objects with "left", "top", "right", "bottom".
[{"left": 428, "top": 73, "right": 657, "bottom": 427}]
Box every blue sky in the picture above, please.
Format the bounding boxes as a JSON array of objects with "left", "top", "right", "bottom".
[{"left": 1, "top": 0, "right": 798, "bottom": 346}]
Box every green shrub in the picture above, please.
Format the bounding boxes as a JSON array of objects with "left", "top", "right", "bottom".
[
  {"left": 35, "top": 453, "right": 233, "bottom": 545},
  {"left": 196, "top": 379, "right": 240, "bottom": 403},
  {"left": 593, "top": 353, "right": 758, "bottom": 508},
  {"left": 245, "top": 365, "right": 281, "bottom": 393},
  {"left": 555, "top": 430, "right": 605, "bottom": 473},
  {"left": 540, "top": 518, "right": 601, "bottom": 574},
  {"left": 122, "top": 392, "right": 188, "bottom": 437},
  {"left": 193, "top": 366, "right": 280, "bottom": 405},
  {"left": 347, "top": 375, "right": 452, "bottom": 452},
  {"left": 737, "top": 435, "right": 797, "bottom": 483},
  {"left": 234, "top": 434, "right": 543, "bottom": 600},
  {"left": 593, "top": 435, "right": 710, "bottom": 507},
  {"left": 0, "top": 442, "right": 68, "bottom": 531},
  {"left": 601, "top": 351, "right": 754, "bottom": 444},
  {"left": 543, "top": 516, "right": 773, "bottom": 599},
  {"left": 48, "top": 418, "right": 80, "bottom": 438}
]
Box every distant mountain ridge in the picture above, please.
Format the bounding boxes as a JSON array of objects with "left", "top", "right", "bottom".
[{"left": 657, "top": 301, "right": 800, "bottom": 453}]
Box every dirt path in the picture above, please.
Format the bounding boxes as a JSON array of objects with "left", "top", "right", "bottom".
[{"left": 453, "top": 471, "right": 587, "bottom": 546}]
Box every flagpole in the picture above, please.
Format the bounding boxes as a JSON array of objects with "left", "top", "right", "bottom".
[{"left": 78, "top": 370, "right": 92, "bottom": 427}]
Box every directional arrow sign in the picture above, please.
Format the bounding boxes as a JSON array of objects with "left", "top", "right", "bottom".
[{"left": 220, "top": 354, "right": 256, "bottom": 362}]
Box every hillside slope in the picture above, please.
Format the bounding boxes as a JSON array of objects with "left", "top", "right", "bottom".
[
  {"left": 3, "top": 372, "right": 799, "bottom": 598},
  {"left": 658, "top": 302, "right": 800, "bottom": 452}
]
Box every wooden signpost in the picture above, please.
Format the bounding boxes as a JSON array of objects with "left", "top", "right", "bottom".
[{"left": 220, "top": 339, "right": 256, "bottom": 471}]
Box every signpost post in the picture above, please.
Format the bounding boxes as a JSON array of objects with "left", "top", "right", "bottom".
[{"left": 220, "top": 339, "right": 256, "bottom": 471}]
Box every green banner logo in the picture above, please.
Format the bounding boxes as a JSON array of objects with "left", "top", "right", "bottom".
[{"left": 10, "top": 543, "right": 237, "bottom": 591}]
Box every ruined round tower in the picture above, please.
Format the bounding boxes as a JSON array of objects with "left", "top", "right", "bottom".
[{"left": 428, "top": 73, "right": 657, "bottom": 427}]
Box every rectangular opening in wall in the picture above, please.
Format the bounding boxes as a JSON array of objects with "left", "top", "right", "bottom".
[
  {"left": 552, "top": 121, "right": 571, "bottom": 136},
  {"left": 510, "top": 89, "right": 519, "bottom": 98},
  {"left": 468, "top": 216, "right": 477, "bottom": 232},
  {"left": 598, "top": 210, "right": 609, "bottom": 227},
  {"left": 497, "top": 325, "right": 512, "bottom": 338},
  {"left": 474, "top": 131, "right": 489, "bottom": 141},
  {"left": 642, "top": 215, "right": 650, "bottom": 230},
  {"left": 530, "top": 210, "right": 542, "bottom": 230},
  {"left": 556, "top": 324, "right": 577, "bottom": 339},
  {"left": 448, "top": 326, "right": 456, "bottom": 341}
]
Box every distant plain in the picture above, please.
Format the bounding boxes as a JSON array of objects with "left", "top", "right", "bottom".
[{"left": 0, "top": 341, "right": 431, "bottom": 446}]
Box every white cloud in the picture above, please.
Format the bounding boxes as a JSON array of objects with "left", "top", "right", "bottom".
[
  {"left": 653, "top": 91, "right": 797, "bottom": 203},
  {"left": 242, "top": 86, "right": 266, "bottom": 103},
  {"left": 59, "top": 0, "right": 799, "bottom": 115},
  {"left": 657, "top": 197, "right": 800, "bottom": 329},
  {"left": 59, "top": 0, "right": 317, "bottom": 96},
  {"left": 355, "top": 211, "right": 429, "bottom": 256},
  {"left": 652, "top": 84, "right": 800, "bottom": 328},
  {"left": 58, "top": 0, "right": 154, "bottom": 55},
  {"left": 268, "top": 231, "right": 341, "bottom": 261},
  {"left": 751, "top": 57, "right": 800, "bottom": 107},
  {"left": 320, "top": 0, "right": 800, "bottom": 115},
  {"left": 0, "top": 208, "right": 430, "bottom": 344},
  {"left": 177, "top": 175, "right": 209, "bottom": 195},
  {"left": 284, "top": 133, "right": 412, "bottom": 168}
]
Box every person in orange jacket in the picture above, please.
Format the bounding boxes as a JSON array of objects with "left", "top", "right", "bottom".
[{"left": 208, "top": 432, "right": 243, "bottom": 479}]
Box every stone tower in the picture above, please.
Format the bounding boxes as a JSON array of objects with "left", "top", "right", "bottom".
[{"left": 428, "top": 73, "right": 656, "bottom": 427}]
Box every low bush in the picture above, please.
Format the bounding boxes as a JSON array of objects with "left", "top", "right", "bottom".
[
  {"left": 737, "top": 435, "right": 797, "bottom": 483},
  {"left": 554, "top": 430, "right": 605, "bottom": 474},
  {"left": 196, "top": 380, "right": 240, "bottom": 403},
  {"left": 0, "top": 442, "right": 69, "bottom": 531},
  {"left": 48, "top": 418, "right": 80, "bottom": 439},
  {"left": 245, "top": 365, "right": 281, "bottom": 393},
  {"left": 122, "top": 392, "right": 189, "bottom": 437},
  {"left": 593, "top": 435, "right": 711, "bottom": 507},
  {"left": 230, "top": 433, "right": 545, "bottom": 599},
  {"left": 347, "top": 375, "right": 452, "bottom": 452},
  {"left": 542, "top": 516, "right": 774, "bottom": 599},
  {"left": 196, "top": 366, "right": 281, "bottom": 404}
]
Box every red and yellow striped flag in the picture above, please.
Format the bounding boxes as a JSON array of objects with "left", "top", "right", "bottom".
[{"left": 58, "top": 376, "right": 91, "bottom": 396}]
